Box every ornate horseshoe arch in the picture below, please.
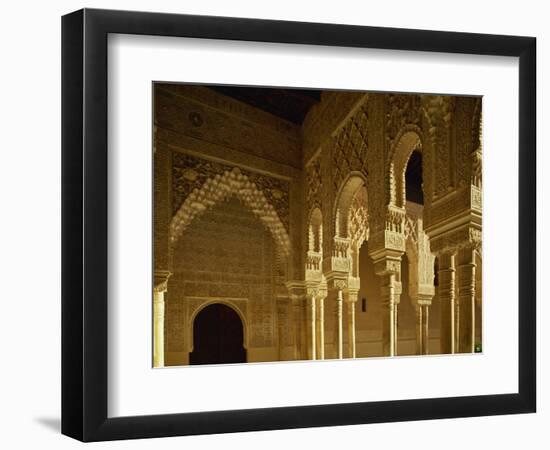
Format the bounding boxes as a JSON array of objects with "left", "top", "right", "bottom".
[{"left": 170, "top": 167, "right": 291, "bottom": 256}]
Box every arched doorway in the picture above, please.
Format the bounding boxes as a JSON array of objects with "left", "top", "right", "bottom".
[{"left": 190, "top": 303, "right": 246, "bottom": 365}]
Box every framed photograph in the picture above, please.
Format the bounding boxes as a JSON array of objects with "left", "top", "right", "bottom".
[{"left": 61, "top": 8, "right": 536, "bottom": 441}]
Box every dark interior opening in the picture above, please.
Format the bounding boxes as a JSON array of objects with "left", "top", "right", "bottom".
[
  {"left": 189, "top": 303, "right": 246, "bottom": 365},
  {"left": 405, "top": 150, "right": 424, "bottom": 205}
]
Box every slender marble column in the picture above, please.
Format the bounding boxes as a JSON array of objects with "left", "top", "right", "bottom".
[
  {"left": 153, "top": 271, "right": 171, "bottom": 368},
  {"left": 309, "top": 295, "right": 317, "bottom": 360},
  {"left": 153, "top": 289, "right": 165, "bottom": 368},
  {"left": 415, "top": 304, "right": 423, "bottom": 355},
  {"left": 455, "top": 294, "right": 461, "bottom": 352},
  {"left": 292, "top": 298, "right": 303, "bottom": 360},
  {"left": 379, "top": 273, "right": 398, "bottom": 357},
  {"left": 347, "top": 300, "right": 357, "bottom": 358},
  {"left": 336, "top": 288, "right": 344, "bottom": 359},
  {"left": 438, "top": 252, "right": 457, "bottom": 354},
  {"left": 423, "top": 305, "right": 430, "bottom": 355},
  {"left": 394, "top": 302, "right": 399, "bottom": 356},
  {"left": 316, "top": 296, "right": 325, "bottom": 360},
  {"left": 414, "top": 303, "right": 431, "bottom": 355},
  {"left": 457, "top": 248, "right": 476, "bottom": 353}
]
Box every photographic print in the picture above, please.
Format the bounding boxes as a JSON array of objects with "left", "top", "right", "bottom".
[
  {"left": 61, "top": 10, "right": 535, "bottom": 440},
  {"left": 153, "top": 84, "right": 482, "bottom": 367}
]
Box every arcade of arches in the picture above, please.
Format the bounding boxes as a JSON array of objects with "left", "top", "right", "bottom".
[{"left": 153, "top": 84, "right": 482, "bottom": 367}]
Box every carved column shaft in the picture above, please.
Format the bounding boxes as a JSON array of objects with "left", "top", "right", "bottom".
[
  {"left": 347, "top": 302, "right": 356, "bottom": 358},
  {"left": 153, "top": 270, "right": 171, "bottom": 368},
  {"left": 455, "top": 293, "right": 461, "bottom": 352},
  {"left": 415, "top": 304, "right": 423, "bottom": 355},
  {"left": 414, "top": 303, "right": 431, "bottom": 355},
  {"left": 457, "top": 248, "right": 476, "bottom": 353},
  {"left": 336, "top": 288, "right": 344, "bottom": 359},
  {"left": 316, "top": 296, "right": 325, "bottom": 360},
  {"left": 394, "top": 301, "right": 399, "bottom": 355},
  {"left": 343, "top": 291, "right": 358, "bottom": 359},
  {"left": 423, "top": 305, "right": 430, "bottom": 355},
  {"left": 308, "top": 295, "right": 317, "bottom": 360},
  {"left": 153, "top": 290, "right": 165, "bottom": 368},
  {"left": 379, "top": 273, "right": 398, "bottom": 357},
  {"left": 292, "top": 298, "right": 304, "bottom": 360},
  {"left": 438, "top": 252, "right": 456, "bottom": 354}
]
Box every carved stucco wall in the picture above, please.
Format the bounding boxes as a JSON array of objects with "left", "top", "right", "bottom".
[
  {"left": 155, "top": 84, "right": 301, "bottom": 168},
  {"left": 166, "top": 197, "right": 283, "bottom": 365}
]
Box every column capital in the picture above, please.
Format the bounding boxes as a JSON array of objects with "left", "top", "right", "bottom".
[
  {"left": 430, "top": 225, "right": 481, "bottom": 256},
  {"left": 411, "top": 293, "right": 434, "bottom": 307},
  {"left": 304, "top": 280, "right": 328, "bottom": 301},
  {"left": 368, "top": 229, "right": 406, "bottom": 258},
  {"left": 344, "top": 276, "right": 360, "bottom": 303},
  {"left": 372, "top": 256, "right": 402, "bottom": 277},
  {"left": 154, "top": 270, "right": 172, "bottom": 293},
  {"left": 325, "top": 278, "right": 347, "bottom": 292}
]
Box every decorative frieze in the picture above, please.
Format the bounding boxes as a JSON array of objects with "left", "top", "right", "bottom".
[
  {"left": 425, "top": 186, "right": 482, "bottom": 229},
  {"left": 430, "top": 226, "right": 482, "bottom": 255}
]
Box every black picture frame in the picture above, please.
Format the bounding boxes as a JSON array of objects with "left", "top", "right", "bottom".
[{"left": 61, "top": 8, "right": 536, "bottom": 442}]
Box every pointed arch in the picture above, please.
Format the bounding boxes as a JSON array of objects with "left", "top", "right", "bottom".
[
  {"left": 333, "top": 172, "right": 368, "bottom": 239},
  {"left": 390, "top": 126, "right": 423, "bottom": 208},
  {"left": 170, "top": 167, "right": 291, "bottom": 256},
  {"left": 333, "top": 172, "right": 369, "bottom": 278}
]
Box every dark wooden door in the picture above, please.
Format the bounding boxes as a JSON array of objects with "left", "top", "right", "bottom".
[{"left": 190, "top": 303, "right": 246, "bottom": 365}]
